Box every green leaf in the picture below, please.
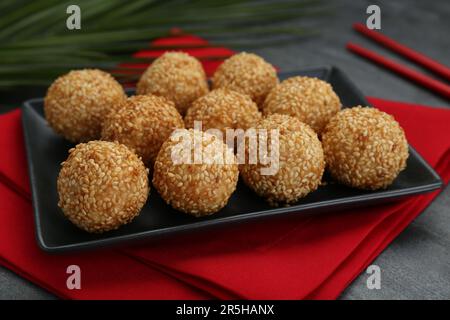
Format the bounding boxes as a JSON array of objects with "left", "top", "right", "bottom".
[{"left": 0, "top": 0, "right": 330, "bottom": 89}]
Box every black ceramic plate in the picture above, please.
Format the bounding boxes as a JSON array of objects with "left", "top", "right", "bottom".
[{"left": 22, "top": 66, "right": 443, "bottom": 252}]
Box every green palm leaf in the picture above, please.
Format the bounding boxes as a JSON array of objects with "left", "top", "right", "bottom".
[{"left": 0, "top": 0, "right": 329, "bottom": 89}]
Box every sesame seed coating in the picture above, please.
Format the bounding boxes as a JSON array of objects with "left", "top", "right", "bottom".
[
  {"left": 136, "top": 52, "right": 209, "bottom": 115},
  {"left": 322, "top": 106, "right": 409, "bottom": 190},
  {"left": 101, "top": 95, "right": 184, "bottom": 166},
  {"left": 262, "top": 76, "right": 341, "bottom": 135},
  {"left": 212, "top": 52, "right": 279, "bottom": 106},
  {"left": 184, "top": 88, "right": 262, "bottom": 135},
  {"left": 153, "top": 129, "right": 239, "bottom": 217},
  {"left": 240, "top": 114, "right": 325, "bottom": 206},
  {"left": 57, "top": 141, "right": 149, "bottom": 233},
  {"left": 44, "top": 69, "right": 127, "bottom": 142}
]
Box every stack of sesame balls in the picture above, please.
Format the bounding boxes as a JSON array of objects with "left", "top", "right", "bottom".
[{"left": 45, "top": 52, "right": 408, "bottom": 234}]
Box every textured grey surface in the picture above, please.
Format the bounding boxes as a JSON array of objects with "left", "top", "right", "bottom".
[
  {"left": 0, "top": 268, "right": 55, "bottom": 300},
  {"left": 0, "top": 0, "right": 449, "bottom": 300}
]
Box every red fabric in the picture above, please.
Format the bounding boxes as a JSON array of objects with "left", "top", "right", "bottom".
[
  {"left": 0, "top": 34, "right": 449, "bottom": 300},
  {"left": 121, "top": 34, "right": 234, "bottom": 77}
]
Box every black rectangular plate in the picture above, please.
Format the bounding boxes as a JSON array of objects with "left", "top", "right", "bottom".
[{"left": 22, "top": 66, "right": 443, "bottom": 252}]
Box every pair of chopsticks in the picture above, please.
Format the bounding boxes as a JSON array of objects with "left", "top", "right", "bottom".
[{"left": 347, "top": 23, "right": 450, "bottom": 99}]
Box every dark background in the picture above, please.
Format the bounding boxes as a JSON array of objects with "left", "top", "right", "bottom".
[{"left": 0, "top": 0, "right": 449, "bottom": 299}]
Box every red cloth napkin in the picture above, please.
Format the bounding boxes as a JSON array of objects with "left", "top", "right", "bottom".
[
  {"left": 120, "top": 34, "right": 235, "bottom": 78},
  {"left": 1, "top": 98, "right": 449, "bottom": 300},
  {"left": 0, "top": 34, "right": 449, "bottom": 299}
]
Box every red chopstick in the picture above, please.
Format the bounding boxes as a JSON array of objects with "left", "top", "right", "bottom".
[
  {"left": 353, "top": 23, "right": 450, "bottom": 82},
  {"left": 347, "top": 42, "right": 450, "bottom": 99}
]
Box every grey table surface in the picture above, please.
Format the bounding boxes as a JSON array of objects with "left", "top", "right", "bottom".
[{"left": 0, "top": 0, "right": 449, "bottom": 300}]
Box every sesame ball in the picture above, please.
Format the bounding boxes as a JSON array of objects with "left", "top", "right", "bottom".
[
  {"left": 322, "top": 106, "right": 409, "bottom": 190},
  {"left": 153, "top": 129, "right": 239, "bottom": 217},
  {"left": 44, "top": 69, "right": 126, "bottom": 142},
  {"left": 101, "top": 95, "right": 184, "bottom": 166},
  {"left": 240, "top": 114, "right": 325, "bottom": 206},
  {"left": 136, "top": 52, "right": 209, "bottom": 115},
  {"left": 184, "top": 88, "right": 262, "bottom": 136},
  {"left": 212, "top": 52, "right": 278, "bottom": 106},
  {"left": 263, "top": 76, "right": 341, "bottom": 135},
  {"left": 57, "top": 141, "right": 149, "bottom": 233}
]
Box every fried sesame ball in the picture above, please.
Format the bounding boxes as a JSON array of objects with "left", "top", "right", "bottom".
[
  {"left": 136, "top": 52, "right": 209, "bottom": 115},
  {"left": 322, "top": 106, "right": 409, "bottom": 190},
  {"left": 44, "top": 69, "right": 126, "bottom": 142},
  {"left": 212, "top": 52, "right": 278, "bottom": 106},
  {"left": 240, "top": 114, "right": 324, "bottom": 206},
  {"left": 153, "top": 129, "right": 239, "bottom": 217},
  {"left": 101, "top": 95, "right": 184, "bottom": 166},
  {"left": 57, "top": 141, "right": 149, "bottom": 233},
  {"left": 262, "top": 76, "right": 341, "bottom": 135},
  {"left": 184, "top": 88, "right": 262, "bottom": 136}
]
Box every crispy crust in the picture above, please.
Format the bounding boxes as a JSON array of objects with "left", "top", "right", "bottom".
[
  {"left": 262, "top": 76, "right": 341, "bottom": 135},
  {"left": 152, "top": 129, "right": 238, "bottom": 216},
  {"left": 57, "top": 141, "right": 149, "bottom": 233},
  {"left": 239, "top": 114, "right": 325, "bottom": 206},
  {"left": 101, "top": 95, "right": 184, "bottom": 166},
  {"left": 136, "top": 52, "right": 209, "bottom": 115},
  {"left": 212, "top": 52, "right": 278, "bottom": 106},
  {"left": 44, "top": 69, "right": 126, "bottom": 142},
  {"left": 184, "top": 88, "right": 262, "bottom": 134},
  {"left": 322, "top": 106, "right": 409, "bottom": 190}
]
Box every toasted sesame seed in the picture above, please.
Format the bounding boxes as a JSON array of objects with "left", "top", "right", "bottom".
[
  {"left": 101, "top": 95, "right": 184, "bottom": 166},
  {"left": 44, "top": 69, "right": 127, "bottom": 142},
  {"left": 136, "top": 52, "right": 209, "bottom": 115},
  {"left": 57, "top": 140, "right": 149, "bottom": 233},
  {"left": 321, "top": 106, "right": 409, "bottom": 190},
  {"left": 239, "top": 114, "right": 325, "bottom": 206},
  {"left": 184, "top": 88, "right": 262, "bottom": 135},
  {"left": 262, "top": 76, "right": 341, "bottom": 135},
  {"left": 152, "top": 129, "right": 239, "bottom": 217},
  {"left": 212, "top": 52, "right": 278, "bottom": 107}
]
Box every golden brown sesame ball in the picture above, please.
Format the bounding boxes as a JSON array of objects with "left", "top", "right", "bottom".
[
  {"left": 153, "top": 129, "right": 239, "bottom": 217},
  {"left": 212, "top": 52, "right": 278, "bottom": 106},
  {"left": 136, "top": 52, "right": 209, "bottom": 115},
  {"left": 44, "top": 69, "right": 126, "bottom": 143},
  {"left": 57, "top": 141, "right": 149, "bottom": 233},
  {"left": 262, "top": 76, "right": 341, "bottom": 135},
  {"left": 322, "top": 106, "right": 409, "bottom": 190},
  {"left": 101, "top": 95, "right": 184, "bottom": 166},
  {"left": 184, "top": 88, "right": 262, "bottom": 135},
  {"left": 240, "top": 114, "right": 324, "bottom": 206}
]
